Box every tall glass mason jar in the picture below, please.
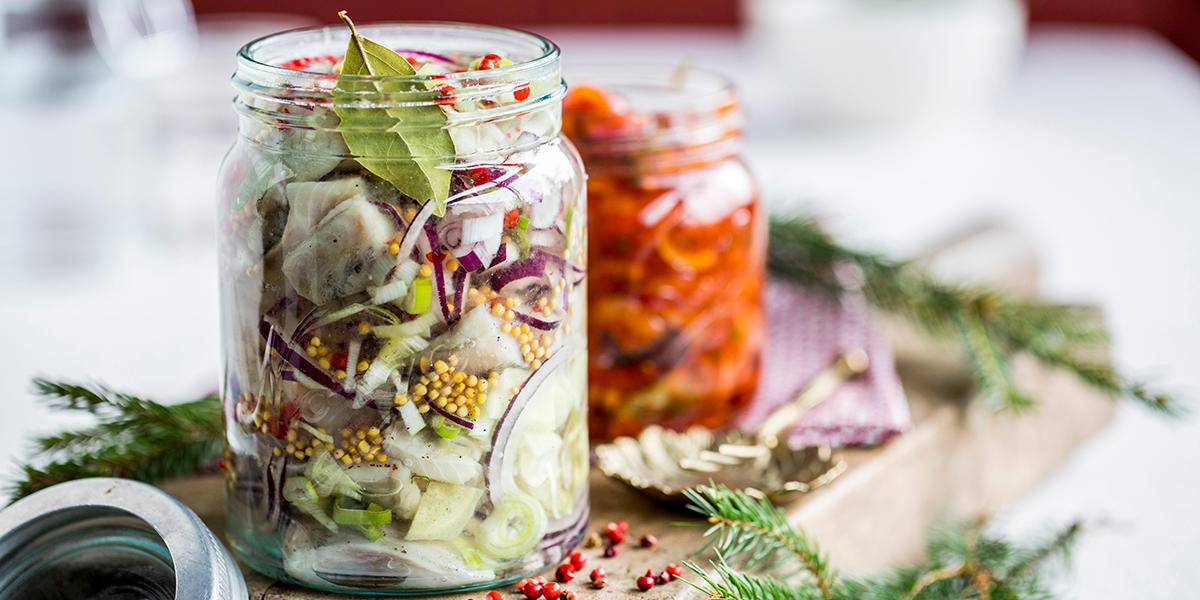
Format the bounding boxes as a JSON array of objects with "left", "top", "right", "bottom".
[
  {"left": 217, "top": 22, "right": 588, "bottom": 594},
  {"left": 563, "top": 67, "right": 764, "bottom": 440}
]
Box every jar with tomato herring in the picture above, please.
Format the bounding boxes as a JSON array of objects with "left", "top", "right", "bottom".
[{"left": 563, "top": 66, "right": 765, "bottom": 440}]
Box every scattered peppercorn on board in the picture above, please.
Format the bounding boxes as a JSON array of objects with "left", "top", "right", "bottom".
[{"left": 161, "top": 224, "right": 1116, "bottom": 599}]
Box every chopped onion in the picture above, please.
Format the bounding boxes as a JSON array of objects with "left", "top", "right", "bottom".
[
  {"left": 396, "top": 201, "right": 436, "bottom": 259},
  {"left": 490, "top": 253, "right": 551, "bottom": 293},
  {"left": 399, "top": 399, "right": 426, "bottom": 435},
  {"left": 394, "top": 48, "right": 457, "bottom": 64}
]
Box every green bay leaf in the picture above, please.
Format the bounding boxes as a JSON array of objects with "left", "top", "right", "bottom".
[{"left": 333, "top": 27, "right": 455, "bottom": 215}]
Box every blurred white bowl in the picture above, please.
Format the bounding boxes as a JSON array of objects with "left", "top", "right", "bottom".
[{"left": 747, "top": 0, "right": 1027, "bottom": 125}]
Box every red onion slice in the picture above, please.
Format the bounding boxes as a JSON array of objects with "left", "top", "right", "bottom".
[
  {"left": 427, "top": 398, "right": 475, "bottom": 430},
  {"left": 259, "top": 319, "right": 355, "bottom": 401},
  {"left": 484, "top": 346, "right": 570, "bottom": 504},
  {"left": 512, "top": 310, "right": 563, "bottom": 331}
]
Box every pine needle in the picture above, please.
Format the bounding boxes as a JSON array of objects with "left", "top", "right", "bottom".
[{"left": 767, "top": 215, "right": 1182, "bottom": 416}]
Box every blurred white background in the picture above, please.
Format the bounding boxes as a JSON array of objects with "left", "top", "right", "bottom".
[{"left": 0, "top": 1, "right": 1197, "bottom": 597}]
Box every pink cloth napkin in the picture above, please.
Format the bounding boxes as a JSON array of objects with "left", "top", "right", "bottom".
[{"left": 736, "top": 280, "right": 911, "bottom": 447}]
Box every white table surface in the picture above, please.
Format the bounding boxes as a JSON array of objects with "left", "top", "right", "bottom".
[{"left": 0, "top": 21, "right": 1197, "bottom": 598}]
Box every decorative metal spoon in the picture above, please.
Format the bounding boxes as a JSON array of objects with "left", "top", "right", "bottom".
[{"left": 595, "top": 350, "right": 869, "bottom": 503}]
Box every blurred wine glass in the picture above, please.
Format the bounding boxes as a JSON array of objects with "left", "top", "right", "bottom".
[{"left": 87, "top": 0, "right": 197, "bottom": 79}]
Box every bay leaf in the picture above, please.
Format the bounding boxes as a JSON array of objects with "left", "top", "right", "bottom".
[{"left": 333, "top": 21, "right": 455, "bottom": 215}]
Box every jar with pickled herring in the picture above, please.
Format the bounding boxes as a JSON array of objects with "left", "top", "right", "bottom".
[
  {"left": 563, "top": 66, "right": 764, "bottom": 440},
  {"left": 217, "top": 19, "right": 587, "bottom": 594}
]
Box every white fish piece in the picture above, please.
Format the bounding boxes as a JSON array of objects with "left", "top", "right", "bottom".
[
  {"left": 279, "top": 176, "right": 368, "bottom": 255},
  {"left": 282, "top": 197, "right": 398, "bottom": 304},
  {"left": 431, "top": 303, "right": 526, "bottom": 374},
  {"left": 383, "top": 428, "right": 483, "bottom": 486}
]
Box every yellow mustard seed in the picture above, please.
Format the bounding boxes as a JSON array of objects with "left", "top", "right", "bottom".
[
  {"left": 418, "top": 404, "right": 431, "bottom": 414},
  {"left": 438, "top": 397, "right": 449, "bottom": 408},
  {"left": 341, "top": 455, "right": 353, "bottom": 465},
  {"left": 536, "top": 347, "right": 547, "bottom": 359},
  {"left": 334, "top": 449, "right": 345, "bottom": 459},
  {"left": 335, "top": 369, "right": 347, "bottom": 379},
  {"left": 353, "top": 456, "right": 362, "bottom": 464},
  {"left": 446, "top": 403, "right": 458, "bottom": 413},
  {"left": 457, "top": 406, "right": 469, "bottom": 418},
  {"left": 294, "top": 451, "right": 305, "bottom": 459},
  {"left": 376, "top": 454, "right": 387, "bottom": 463},
  {"left": 356, "top": 430, "right": 366, "bottom": 440},
  {"left": 524, "top": 352, "right": 535, "bottom": 363},
  {"left": 357, "top": 440, "right": 370, "bottom": 453},
  {"left": 306, "top": 346, "right": 318, "bottom": 357},
  {"left": 367, "top": 427, "right": 380, "bottom": 437},
  {"left": 453, "top": 382, "right": 465, "bottom": 394},
  {"left": 453, "top": 371, "right": 465, "bottom": 383},
  {"left": 501, "top": 323, "right": 512, "bottom": 334},
  {"left": 310, "top": 336, "right": 321, "bottom": 347},
  {"left": 440, "top": 372, "right": 451, "bottom": 383},
  {"left": 305, "top": 447, "right": 313, "bottom": 457},
  {"left": 273, "top": 447, "right": 282, "bottom": 456},
  {"left": 446, "top": 256, "right": 459, "bottom": 271},
  {"left": 505, "top": 297, "right": 517, "bottom": 309},
  {"left": 357, "top": 360, "right": 369, "bottom": 372},
  {"left": 365, "top": 453, "right": 375, "bottom": 462},
  {"left": 465, "top": 388, "right": 477, "bottom": 399},
  {"left": 466, "top": 375, "right": 478, "bottom": 387},
  {"left": 548, "top": 299, "right": 557, "bottom": 310},
  {"left": 388, "top": 242, "right": 400, "bottom": 255},
  {"left": 469, "top": 406, "right": 480, "bottom": 418},
  {"left": 319, "top": 357, "right": 331, "bottom": 369},
  {"left": 449, "top": 354, "right": 459, "bottom": 366},
  {"left": 285, "top": 444, "right": 295, "bottom": 454},
  {"left": 396, "top": 393, "right": 409, "bottom": 406},
  {"left": 419, "top": 264, "right": 433, "bottom": 277},
  {"left": 434, "top": 360, "right": 449, "bottom": 374},
  {"left": 503, "top": 309, "right": 515, "bottom": 321},
  {"left": 531, "top": 358, "right": 542, "bottom": 369},
  {"left": 358, "top": 321, "right": 370, "bottom": 335}
]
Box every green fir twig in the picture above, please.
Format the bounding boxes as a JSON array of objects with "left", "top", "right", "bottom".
[
  {"left": 767, "top": 215, "right": 1182, "bottom": 416},
  {"left": 8, "top": 379, "right": 223, "bottom": 502},
  {"left": 682, "top": 484, "right": 837, "bottom": 599},
  {"left": 682, "top": 485, "right": 1084, "bottom": 600}
]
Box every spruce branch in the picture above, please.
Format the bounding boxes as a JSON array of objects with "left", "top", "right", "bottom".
[
  {"left": 767, "top": 215, "right": 1181, "bottom": 416},
  {"left": 8, "top": 379, "right": 223, "bottom": 502},
  {"left": 681, "top": 486, "right": 1084, "bottom": 600},
  {"left": 682, "top": 484, "right": 837, "bottom": 599},
  {"left": 683, "top": 559, "right": 822, "bottom": 600}
]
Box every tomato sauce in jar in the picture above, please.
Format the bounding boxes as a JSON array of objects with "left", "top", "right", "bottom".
[{"left": 564, "top": 67, "right": 765, "bottom": 440}]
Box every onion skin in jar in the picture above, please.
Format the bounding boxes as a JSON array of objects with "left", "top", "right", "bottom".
[{"left": 565, "top": 82, "right": 765, "bottom": 440}]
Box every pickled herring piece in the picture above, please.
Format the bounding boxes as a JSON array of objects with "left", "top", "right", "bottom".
[{"left": 282, "top": 196, "right": 399, "bottom": 304}]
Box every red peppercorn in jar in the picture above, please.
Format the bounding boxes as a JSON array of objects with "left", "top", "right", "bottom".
[{"left": 563, "top": 66, "right": 765, "bottom": 440}]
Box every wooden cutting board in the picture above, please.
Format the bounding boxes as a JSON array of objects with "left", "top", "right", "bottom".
[{"left": 162, "top": 223, "right": 1116, "bottom": 599}]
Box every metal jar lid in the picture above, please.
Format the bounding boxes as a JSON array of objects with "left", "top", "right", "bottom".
[{"left": 0, "top": 477, "right": 247, "bottom": 600}]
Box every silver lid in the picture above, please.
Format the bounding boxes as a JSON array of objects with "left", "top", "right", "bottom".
[{"left": 0, "top": 478, "right": 247, "bottom": 600}]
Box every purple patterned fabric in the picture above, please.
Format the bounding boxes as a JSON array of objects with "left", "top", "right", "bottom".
[{"left": 736, "top": 280, "right": 911, "bottom": 447}]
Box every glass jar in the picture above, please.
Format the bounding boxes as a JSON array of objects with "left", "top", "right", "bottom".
[
  {"left": 563, "top": 66, "right": 764, "bottom": 440},
  {"left": 217, "top": 22, "right": 588, "bottom": 594}
]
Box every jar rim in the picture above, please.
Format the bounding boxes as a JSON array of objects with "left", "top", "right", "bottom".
[
  {"left": 563, "top": 63, "right": 742, "bottom": 173},
  {"left": 236, "top": 20, "right": 560, "bottom": 84}
]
